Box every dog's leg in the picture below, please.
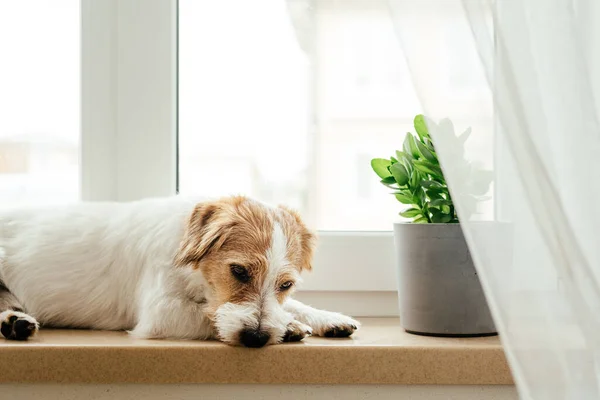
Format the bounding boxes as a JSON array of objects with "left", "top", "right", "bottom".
[
  {"left": 283, "top": 298, "right": 359, "bottom": 338},
  {"left": 129, "top": 296, "right": 215, "bottom": 340},
  {"left": 0, "top": 284, "right": 39, "bottom": 340}
]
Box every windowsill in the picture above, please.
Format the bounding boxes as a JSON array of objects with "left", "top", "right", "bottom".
[{"left": 0, "top": 318, "right": 512, "bottom": 385}]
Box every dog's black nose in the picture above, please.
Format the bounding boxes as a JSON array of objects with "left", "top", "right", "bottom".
[{"left": 240, "top": 329, "right": 270, "bottom": 348}]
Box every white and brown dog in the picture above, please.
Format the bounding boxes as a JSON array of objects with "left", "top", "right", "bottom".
[{"left": 0, "top": 196, "right": 358, "bottom": 347}]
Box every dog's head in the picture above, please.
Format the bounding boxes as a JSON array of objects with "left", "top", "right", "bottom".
[{"left": 175, "top": 196, "right": 316, "bottom": 347}]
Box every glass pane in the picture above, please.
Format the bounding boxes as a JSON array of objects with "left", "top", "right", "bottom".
[
  {"left": 0, "top": 1, "right": 80, "bottom": 206},
  {"left": 178, "top": 0, "right": 489, "bottom": 230}
]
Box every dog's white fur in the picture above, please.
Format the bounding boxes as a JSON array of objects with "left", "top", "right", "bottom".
[{"left": 0, "top": 196, "right": 359, "bottom": 345}]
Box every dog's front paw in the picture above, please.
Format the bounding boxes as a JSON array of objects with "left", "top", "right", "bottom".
[
  {"left": 0, "top": 310, "right": 39, "bottom": 341},
  {"left": 282, "top": 320, "right": 312, "bottom": 343},
  {"left": 312, "top": 313, "right": 360, "bottom": 338}
]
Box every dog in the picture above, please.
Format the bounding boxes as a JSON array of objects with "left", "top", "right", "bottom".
[{"left": 0, "top": 195, "right": 359, "bottom": 347}]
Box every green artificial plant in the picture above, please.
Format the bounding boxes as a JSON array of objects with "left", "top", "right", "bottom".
[{"left": 371, "top": 114, "right": 492, "bottom": 224}]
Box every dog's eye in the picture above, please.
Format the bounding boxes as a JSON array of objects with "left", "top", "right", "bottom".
[
  {"left": 279, "top": 281, "right": 294, "bottom": 291},
  {"left": 230, "top": 265, "right": 250, "bottom": 283}
]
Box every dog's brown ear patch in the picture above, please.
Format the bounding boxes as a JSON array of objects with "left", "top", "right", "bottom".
[
  {"left": 175, "top": 202, "right": 229, "bottom": 267},
  {"left": 300, "top": 229, "right": 317, "bottom": 272},
  {"left": 278, "top": 205, "right": 317, "bottom": 272}
]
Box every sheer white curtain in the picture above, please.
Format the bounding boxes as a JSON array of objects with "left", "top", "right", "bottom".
[
  {"left": 284, "top": 0, "right": 600, "bottom": 396},
  {"left": 387, "top": 0, "right": 600, "bottom": 398}
]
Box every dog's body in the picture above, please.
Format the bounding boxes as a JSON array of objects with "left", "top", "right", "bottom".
[{"left": 0, "top": 196, "right": 358, "bottom": 346}]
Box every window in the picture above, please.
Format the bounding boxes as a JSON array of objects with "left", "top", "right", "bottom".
[
  {"left": 179, "top": 0, "right": 421, "bottom": 231},
  {"left": 0, "top": 1, "right": 80, "bottom": 207},
  {"left": 178, "top": 0, "right": 492, "bottom": 231},
  {"left": 78, "top": 0, "right": 491, "bottom": 315}
]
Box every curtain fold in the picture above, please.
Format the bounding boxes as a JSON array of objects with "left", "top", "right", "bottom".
[{"left": 388, "top": 0, "right": 600, "bottom": 398}]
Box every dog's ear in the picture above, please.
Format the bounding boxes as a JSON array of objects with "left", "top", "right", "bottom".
[
  {"left": 175, "top": 201, "right": 230, "bottom": 267},
  {"left": 278, "top": 205, "right": 317, "bottom": 272},
  {"left": 299, "top": 229, "right": 317, "bottom": 272}
]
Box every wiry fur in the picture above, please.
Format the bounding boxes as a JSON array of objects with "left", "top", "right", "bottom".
[{"left": 0, "top": 196, "right": 359, "bottom": 346}]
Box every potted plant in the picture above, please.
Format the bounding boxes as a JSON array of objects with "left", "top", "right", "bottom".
[{"left": 371, "top": 114, "right": 496, "bottom": 337}]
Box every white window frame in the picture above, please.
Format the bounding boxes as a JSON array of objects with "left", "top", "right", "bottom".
[{"left": 80, "top": 0, "right": 397, "bottom": 316}]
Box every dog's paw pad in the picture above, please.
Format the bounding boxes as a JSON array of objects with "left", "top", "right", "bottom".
[
  {"left": 0, "top": 311, "right": 38, "bottom": 341},
  {"left": 323, "top": 325, "right": 356, "bottom": 338},
  {"left": 313, "top": 314, "right": 360, "bottom": 338},
  {"left": 282, "top": 321, "right": 312, "bottom": 343}
]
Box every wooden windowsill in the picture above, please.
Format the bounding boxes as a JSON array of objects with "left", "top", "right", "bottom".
[{"left": 0, "top": 318, "right": 512, "bottom": 385}]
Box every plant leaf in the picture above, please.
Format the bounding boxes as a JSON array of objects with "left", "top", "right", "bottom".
[
  {"left": 426, "top": 186, "right": 446, "bottom": 196},
  {"left": 417, "top": 187, "right": 426, "bottom": 206},
  {"left": 396, "top": 150, "right": 411, "bottom": 159},
  {"left": 430, "top": 208, "right": 452, "bottom": 223},
  {"left": 415, "top": 139, "right": 438, "bottom": 164},
  {"left": 440, "top": 213, "right": 453, "bottom": 223},
  {"left": 390, "top": 156, "right": 399, "bottom": 164},
  {"left": 394, "top": 193, "right": 414, "bottom": 204},
  {"left": 429, "top": 198, "right": 451, "bottom": 207},
  {"left": 426, "top": 189, "right": 444, "bottom": 201},
  {"left": 410, "top": 169, "right": 421, "bottom": 189},
  {"left": 396, "top": 150, "right": 415, "bottom": 175},
  {"left": 421, "top": 180, "right": 444, "bottom": 189},
  {"left": 371, "top": 158, "right": 392, "bottom": 179},
  {"left": 380, "top": 177, "right": 399, "bottom": 189},
  {"left": 413, "top": 216, "right": 429, "bottom": 224},
  {"left": 413, "top": 160, "right": 444, "bottom": 178},
  {"left": 414, "top": 114, "right": 430, "bottom": 140},
  {"left": 396, "top": 150, "right": 413, "bottom": 163},
  {"left": 403, "top": 133, "right": 420, "bottom": 159},
  {"left": 390, "top": 163, "right": 409, "bottom": 186},
  {"left": 431, "top": 212, "right": 444, "bottom": 223},
  {"left": 425, "top": 138, "right": 436, "bottom": 152},
  {"left": 400, "top": 208, "right": 421, "bottom": 218}
]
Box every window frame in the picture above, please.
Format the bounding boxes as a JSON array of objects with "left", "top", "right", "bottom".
[
  {"left": 81, "top": 0, "right": 178, "bottom": 202},
  {"left": 80, "top": 0, "right": 397, "bottom": 315}
]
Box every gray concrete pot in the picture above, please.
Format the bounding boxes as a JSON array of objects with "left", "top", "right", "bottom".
[{"left": 393, "top": 222, "right": 496, "bottom": 337}]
